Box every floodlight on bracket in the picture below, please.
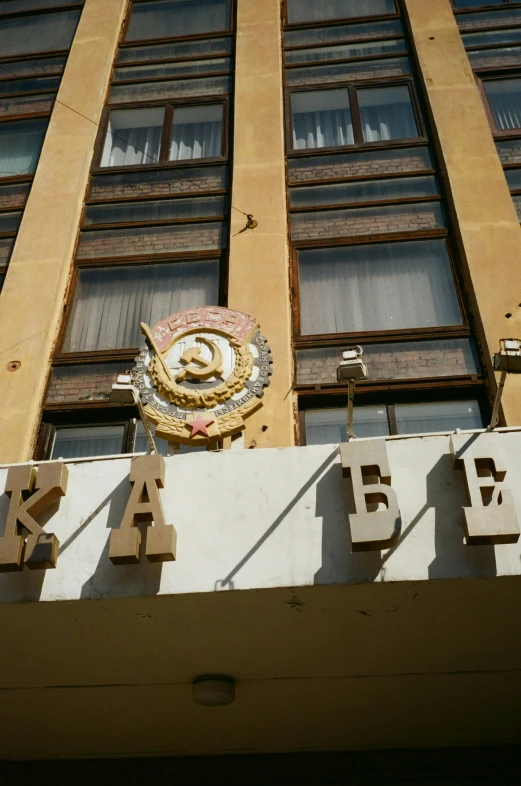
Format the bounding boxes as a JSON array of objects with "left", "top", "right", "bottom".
[
  {"left": 110, "top": 373, "right": 157, "bottom": 454},
  {"left": 488, "top": 338, "right": 521, "bottom": 430},
  {"left": 337, "top": 346, "right": 368, "bottom": 441}
]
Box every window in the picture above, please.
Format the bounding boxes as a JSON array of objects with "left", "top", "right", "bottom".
[
  {"left": 453, "top": 0, "right": 505, "bottom": 8},
  {"left": 297, "top": 239, "right": 463, "bottom": 337},
  {"left": 290, "top": 84, "right": 419, "bottom": 151},
  {"left": 51, "top": 424, "right": 126, "bottom": 460},
  {"left": 0, "top": 117, "right": 48, "bottom": 179},
  {"left": 61, "top": 260, "right": 220, "bottom": 353},
  {"left": 483, "top": 78, "right": 521, "bottom": 130},
  {"left": 125, "top": 0, "right": 232, "bottom": 42},
  {"left": 304, "top": 400, "right": 484, "bottom": 444},
  {"left": 100, "top": 103, "right": 224, "bottom": 167},
  {"left": 286, "top": 0, "right": 397, "bottom": 25},
  {"left": 0, "top": 9, "right": 81, "bottom": 57}
]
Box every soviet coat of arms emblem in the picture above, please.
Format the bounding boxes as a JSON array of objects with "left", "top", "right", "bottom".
[{"left": 133, "top": 307, "right": 272, "bottom": 444}]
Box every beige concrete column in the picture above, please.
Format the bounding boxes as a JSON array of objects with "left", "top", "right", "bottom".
[
  {"left": 0, "top": 0, "right": 128, "bottom": 463},
  {"left": 404, "top": 0, "right": 521, "bottom": 425},
  {"left": 227, "top": 0, "right": 295, "bottom": 448}
]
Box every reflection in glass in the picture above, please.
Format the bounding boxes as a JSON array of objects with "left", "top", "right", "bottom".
[
  {"left": 287, "top": 0, "right": 396, "bottom": 25},
  {"left": 84, "top": 195, "right": 226, "bottom": 225},
  {"left": 126, "top": 0, "right": 231, "bottom": 41},
  {"left": 290, "top": 175, "right": 438, "bottom": 208},
  {"left": 0, "top": 9, "right": 80, "bottom": 57},
  {"left": 0, "top": 117, "right": 48, "bottom": 179},
  {"left": 286, "top": 38, "right": 407, "bottom": 64},
  {"left": 484, "top": 78, "right": 521, "bottom": 130}
]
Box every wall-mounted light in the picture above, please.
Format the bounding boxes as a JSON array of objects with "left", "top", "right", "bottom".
[
  {"left": 192, "top": 675, "right": 235, "bottom": 707},
  {"left": 337, "top": 346, "right": 368, "bottom": 441},
  {"left": 489, "top": 338, "right": 521, "bottom": 429}
]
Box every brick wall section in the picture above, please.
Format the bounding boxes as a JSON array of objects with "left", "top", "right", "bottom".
[
  {"left": 291, "top": 202, "right": 444, "bottom": 240},
  {"left": 468, "top": 49, "right": 521, "bottom": 70},
  {"left": 76, "top": 221, "right": 227, "bottom": 259},
  {"left": 296, "top": 340, "right": 478, "bottom": 385},
  {"left": 0, "top": 94, "right": 54, "bottom": 118},
  {"left": 288, "top": 147, "right": 433, "bottom": 183},
  {"left": 89, "top": 166, "right": 228, "bottom": 201},
  {"left": 286, "top": 57, "right": 411, "bottom": 87},
  {"left": 46, "top": 362, "right": 130, "bottom": 405},
  {"left": 0, "top": 182, "right": 30, "bottom": 210},
  {"left": 110, "top": 75, "right": 231, "bottom": 104},
  {"left": 496, "top": 139, "right": 521, "bottom": 166}
]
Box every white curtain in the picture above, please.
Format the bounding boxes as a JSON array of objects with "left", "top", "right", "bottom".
[
  {"left": 298, "top": 239, "right": 462, "bottom": 335},
  {"left": 358, "top": 86, "right": 418, "bottom": 142},
  {"left": 287, "top": 0, "right": 396, "bottom": 24},
  {"left": 0, "top": 9, "right": 80, "bottom": 57},
  {"left": 63, "top": 261, "right": 220, "bottom": 352},
  {"left": 485, "top": 78, "right": 521, "bottom": 130},
  {"left": 395, "top": 401, "right": 483, "bottom": 435},
  {"left": 126, "top": 0, "right": 230, "bottom": 41},
  {"left": 52, "top": 426, "right": 125, "bottom": 460},
  {"left": 292, "top": 89, "right": 353, "bottom": 149},
  {"left": 305, "top": 406, "right": 389, "bottom": 445},
  {"left": 0, "top": 118, "right": 48, "bottom": 178},
  {"left": 170, "top": 104, "right": 223, "bottom": 160},
  {"left": 101, "top": 108, "right": 165, "bottom": 167}
]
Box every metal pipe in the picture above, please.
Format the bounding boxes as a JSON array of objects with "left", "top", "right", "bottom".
[{"left": 347, "top": 378, "right": 356, "bottom": 441}]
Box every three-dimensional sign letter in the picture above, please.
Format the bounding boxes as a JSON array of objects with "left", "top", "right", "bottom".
[
  {"left": 110, "top": 454, "right": 176, "bottom": 565},
  {"left": 0, "top": 463, "right": 68, "bottom": 571},
  {"left": 450, "top": 433, "right": 520, "bottom": 545},
  {"left": 340, "top": 440, "right": 401, "bottom": 551}
]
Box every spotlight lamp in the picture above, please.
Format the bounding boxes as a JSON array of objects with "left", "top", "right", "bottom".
[
  {"left": 336, "top": 346, "right": 368, "bottom": 441},
  {"left": 489, "top": 338, "right": 521, "bottom": 429}
]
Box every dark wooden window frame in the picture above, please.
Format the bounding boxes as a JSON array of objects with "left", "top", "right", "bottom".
[
  {"left": 116, "top": 37, "right": 234, "bottom": 68},
  {"left": 290, "top": 234, "right": 472, "bottom": 348},
  {"left": 282, "top": 0, "right": 400, "bottom": 31},
  {"left": 461, "top": 28, "right": 521, "bottom": 50},
  {"left": 284, "top": 78, "right": 427, "bottom": 157},
  {"left": 475, "top": 70, "right": 521, "bottom": 133},
  {"left": 283, "top": 39, "right": 409, "bottom": 69},
  {"left": 297, "top": 383, "right": 489, "bottom": 444},
  {"left": 122, "top": 0, "right": 235, "bottom": 47},
  {"left": 113, "top": 58, "right": 233, "bottom": 86},
  {"left": 283, "top": 26, "right": 406, "bottom": 55},
  {"left": 53, "top": 252, "right": 228, "bottom": 364},
  {"left": 92, "top": 96, "right": 230, "bottom": 172},
  {"left": 35, "top": 408, "right": 139, "bottom": 461}
]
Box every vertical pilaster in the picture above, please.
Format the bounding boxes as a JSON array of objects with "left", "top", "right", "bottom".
[
  {"left": 404, "top": 0, "right": 521, "bottom": 424},
  {"left": 227, "top": 0, "right": 295, "bottom": 448},
  {"left": 0, "top": 0, "right": 129, "bottom": 463}
]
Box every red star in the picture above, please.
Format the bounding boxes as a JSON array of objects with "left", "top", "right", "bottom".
[{"left": 187, "top": 416, "right": 215, "bottom": 438}]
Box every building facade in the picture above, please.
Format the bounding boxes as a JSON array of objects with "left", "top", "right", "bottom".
[{"left": 0, "top": 0, "right": 521, "bottom": 778}]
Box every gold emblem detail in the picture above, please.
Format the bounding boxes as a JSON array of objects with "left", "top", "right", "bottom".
[{"left": 177, "top": 337, "right": 224, "bottom": 382}]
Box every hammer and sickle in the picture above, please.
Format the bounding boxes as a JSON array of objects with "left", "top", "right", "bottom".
[{"left": 177, "top": 337, "right": 224, "bottom": 382}]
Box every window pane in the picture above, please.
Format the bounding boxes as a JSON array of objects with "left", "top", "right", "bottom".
[
  {"left": 114, "top": 58, "right": 231, "bottom": 82},
  {"left": 0, "top": 181, "right": 31, "bottom": 210},
  {"left": 0, "top": 76, "right": 61, "bottom": 97},
  {"left": 290, "top": 175, "right": 439, "bottom": 208},
  {"left": 305, "top": 406, "right": 390, "bottom": 445},
  {"left": 286, "top": 57, "right": 411, "bottom": 87},
  {"left": 0, "top": 0, "right": 82, "bottom": 11},
  {"left": 170, "top": 104, "right": 223, "bottom": 161},
  {"left": 462, "top": 29, "right": 521, "bottom": 47},
  {"left": 126, "top": 0, "right": 231, "bottom": 41},
  {"left": 506, "top": 168, "right": 521, "bottom": 189},
  {"left": 101, "top": 108, "right": 165, "bottom": 168},
  {"left": 395, "top": 401, "right": 483, "bottom": 435},
  {"left": 0, "top": 10, "right": 81, "bottom": 57},
  {"left": 84, "top": 195, "right": 226, "bottom": 225},
  {"left": 284, "top": 19, "right": 404, "bottom": 47},
  {"left": 285, "top": 39, "right": 407, "bottom": 65},
  {"left": 117, "top": 38, "right": 232, "bottom": 64},
  {"left": 0, "top": 118, "right": 48, "bottom": 179},
  {"left": 0, "top": 211, "right": 22, "bottom": 233},
  {"left": 453, "top": 0, "right": 503, "bottom": 7},
  {"left": 292, "top": 89, "right": 353, "bottom": 150},
  {"left": 287, "top": 0, "right": 396, "bottom": 25},
  {"left": 51, "top": 425, "right": 124, "bottom": 460},
  {"left": 62, "top": 261, "right": 220, "bottom": 352},
  {"left": 484, "top": 79, "right": 521, "bottom": 130},
  {"left": 0, "top": 93, "right": 54, "bottom": 119},
  {"left": 0, "top": 55, "right": 66, "bottom": 78},
  {"left": 135, "top": 422, "right": 170, "bottom": 457},
  {"left": 298, "top": 239, "right": 462, "bottom": 335},
  {"left": 110, "top": 75, "right": 231, "bottom": 104},
  {"left": 0, "top": 236, "right": 14, "bottom": 265},
  {"left": 457, "top": 9, "right": 521, "bottom": 31},
  {"left": 358, "top": 85, "right": 419, "bottom": 142}
]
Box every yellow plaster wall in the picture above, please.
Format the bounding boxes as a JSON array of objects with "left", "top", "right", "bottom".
[
  {"left": 227, "top": 0, "right": 295, "bottom": 448},
  {"left": 404, "top": 0, "right": 521, "bottom": 425},
  {"left": 0, "top": 0, "right": 128, "bottom": 463}
]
